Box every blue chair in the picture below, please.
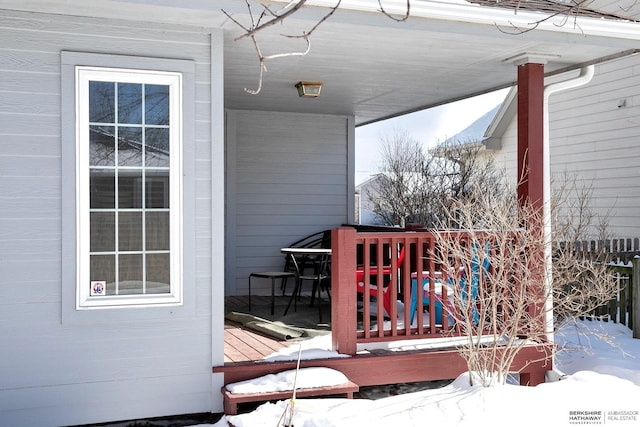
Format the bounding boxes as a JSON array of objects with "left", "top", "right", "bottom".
[
  {"left": 410, "top": 241, "right": 491, "bottom": 326},
  {"left": 459, "top": 241, "right": 491, "bottom": 324},
  {"left": 409, "top": 271, "right": 453, "bottom": 325}
]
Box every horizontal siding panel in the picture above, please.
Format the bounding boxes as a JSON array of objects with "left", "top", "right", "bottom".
[
  {"left": 0, "top": 49, "right": 60, "bottom": 74},
  {"left": 0, "top": 135, "right": 59, "bottom": 156},
  {"left": 0, "top": 92, "right": 59, "bottom": 115},
  {"left": 1, "top": 331, "right": 210, "bottom": 389},
  {"left": 0, "top": 302, "right": 61, "bottom": 328},
  {"left": 238, "top": 151, "right": 346, "bottom": 165},
  {"left": 236, "top": 161, "right": 346, "bottom": 175},
  {"left": 0, "top": 197, "right": 60, "bottom": 219},
  {"left": 234, "top": 245, "right": 291, "bottom": 259},
  {"left": 593, "top": 134, "right": 640, "bottom": 152},
  {"left": 0, "top": 281, "right": 59, "bottom": 304},
  {"left": 237, "top": 222, "right": 344, "bottom": 238},
  {"left": 0, "top": 176, "right": 60, "bottom": 197},
  {"left": 236, "top": 255, "right": 286, "bottom": 269},
  {"left": 552, "top": 74, "right": 639, "bottom": 107},
  {"left": 237, "top": 214, "right": 344, "bottom": 228},
  {"left": 0, "top": 8, "right": 215, "bottom": 426},
  {"left": 552, "top": 147, "right": 637, "bottom": 167},
  {"left": 550, "top": 97, "right": 638, "bottom": 124},
  {"left": 235, "top": 232, "right": 329, "bottom": 249},
  {"left": 235, "top": 193, "right": 345, "bottom": 205},
  {"left": 551, "top": 130, "right": 640, "bottom": 152},
  {"left": 195, "top": 100, "right": 213, "bottom": 123},
  {"left": 0, "top": 12, "right": 212, "bottom": 44},
  {"left": 237, "top": 172, "right": 346, "bottom": 185},
  {"left": 0, "top": 111, "right": 60, "bottom": 136},
  {"left": 0, "top": 28, "right": 210, "bottom": 63},
  {"left": 0, "top": 155, "right": 60, "bottom": 177},
  {"left": 194, "top": 82, "right": 212, "bottom": 104},
  {"left": 552, "top": 157, "right": 640, "bottom": 175},
  {"left": 0, "top": 238, "right": 59, "bottom": 257},
  {"left": 235, "top": 201, "right": 345, "bottom": 216},
  {"left": 2, "top": 259, "right": 60, "bottom": 283},
  {"left": 0, "top": 69, "right": 59, "bottom": 95},
  {"left": 551, "top": 116, "right": 636, "bottom": 140},
  {"left": 236, "top": 138, "right": 346, "bottom": 153},
  {"left": 0, "top": 219, "right": 60, "bottom": 240},
  {"left": 0, "top": 374, "right": 212, "bottom": 427}
]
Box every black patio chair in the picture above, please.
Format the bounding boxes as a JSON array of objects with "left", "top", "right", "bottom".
[{"left": 281, "top": 229, "right": 332, "bottom": 297}]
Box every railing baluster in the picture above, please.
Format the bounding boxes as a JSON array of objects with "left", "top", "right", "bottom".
[{"left": 332, "top": 227, "right": 531, "bottom": 353}]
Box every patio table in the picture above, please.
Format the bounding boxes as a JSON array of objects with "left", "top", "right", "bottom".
[{"left": 281, "top": 247, "right": 332, "bottom": 322}]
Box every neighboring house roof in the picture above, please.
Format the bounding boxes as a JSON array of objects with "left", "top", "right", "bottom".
[
  {"left": 436, "top": 87, "right": 518, "bottom": 153},
  {"left": 441, "top": 103, "right": 503, "bottom": 147},
  {"left": 355, "top": 174, "right": 385, "bottom": 194},
  {"left": 483, "top": 88, "right": 518, "bottom": 150}
]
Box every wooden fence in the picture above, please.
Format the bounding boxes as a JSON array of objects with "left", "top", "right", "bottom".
[{"left": 570, "top": 238, "right": 640, "bottom": 338}]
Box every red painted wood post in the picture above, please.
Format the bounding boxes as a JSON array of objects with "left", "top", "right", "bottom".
[
  {"left": 517, "top": 59, "right": 547, "bottom": 335},
  {"left": 331, "top": 227, "right": 358, "bottom": 355},
  {"left": 517, "top": 60, "right": 545, "bottom": 211},
  {"left": 520, "top": 368, "right": 546, "bottom": 386}
]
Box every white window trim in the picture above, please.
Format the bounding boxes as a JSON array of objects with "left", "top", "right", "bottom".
[{"left": 75, "top": 66, "right": 183, "bottom": 309}]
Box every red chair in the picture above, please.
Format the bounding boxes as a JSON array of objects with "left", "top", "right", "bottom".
[{"left": 356, "top": 246, "right": 405, "bottom": 318}]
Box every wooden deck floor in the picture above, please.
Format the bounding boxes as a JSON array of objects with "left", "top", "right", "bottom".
[
  {"left": 224, "top": 321, "right": 289, "bottom": 363},
  {"left": 224, "top": 295, "right": 331, "bottom": 364},
  {"left": 218, "top": 295, "right": 551, "bottom": 396}
]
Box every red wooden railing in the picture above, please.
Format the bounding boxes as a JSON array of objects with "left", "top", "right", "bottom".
[{"left": 330, "top": 226, "right": 536, "bottom": 355}]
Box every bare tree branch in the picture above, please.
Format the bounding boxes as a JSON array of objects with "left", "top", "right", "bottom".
[
  {"left": 369, "top": 131, "right": 508, "bottom": 228},
  {"left": 223, "top": 0, "right": 309, "bottom": 42},
  {"left": 222, "top": 0, "right": 340, "bottom": 94},
  {"left": 429, "top": 174, "right": 617, "bottom": 386},
  {"left": 378, "top": 0, "right": 411, "bottom": 22},
  {"left": 284, "top": 0, "right": 343, "bottom": 39}
]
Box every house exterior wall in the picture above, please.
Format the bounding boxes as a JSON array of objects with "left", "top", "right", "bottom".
[
  {"left": 356, "top": 175, "right": 388, "bottom": 225},
  {"left": 0, "top": 10, "right": 225, "bottom": 425},
  {"left": 225, "top": 110, "right": 353, "bottom": 296},
  {"left": 486, "top": 54, "right": 640, "bottom": 238}
]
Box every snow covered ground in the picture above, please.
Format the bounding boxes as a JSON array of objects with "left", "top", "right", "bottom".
[{"left": 208, "top": 320, "right": 640, "bottom": 427}]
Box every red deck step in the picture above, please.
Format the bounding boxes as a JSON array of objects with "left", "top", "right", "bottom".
[{"left": 222, "top": 380, "right": 360, "bottom": 415}]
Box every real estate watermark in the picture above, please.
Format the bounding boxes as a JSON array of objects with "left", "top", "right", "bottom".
[{"left": 568, "top": 410, "right": 639, "bottom": 425}]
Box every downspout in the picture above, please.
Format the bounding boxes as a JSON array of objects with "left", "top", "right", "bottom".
[{"left": 542, "top": 65, "right": 595, "bottom": 344}]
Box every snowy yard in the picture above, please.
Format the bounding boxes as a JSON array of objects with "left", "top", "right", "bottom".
[{"left": 209, "top": 320, "right": 640, "bottom": 427}]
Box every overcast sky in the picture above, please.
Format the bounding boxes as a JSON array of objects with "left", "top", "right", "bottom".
[{"left": 354, "top": 88, "right": 510, "bottom": 185}]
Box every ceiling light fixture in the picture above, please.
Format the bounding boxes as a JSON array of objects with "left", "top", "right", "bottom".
[{"left": 295, "top": 81, "right": 323, "bottom": 98}]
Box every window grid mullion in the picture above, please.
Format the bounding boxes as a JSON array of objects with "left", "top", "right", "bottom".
[
  {"left": 114, "top": 81, "right": 120, "bottom": 296},
  {"left": 141, "top": 83, "right": 147, "bottom": 295},
  {"left": 77, "top": 65, "right": 182, "bottom": 309}
]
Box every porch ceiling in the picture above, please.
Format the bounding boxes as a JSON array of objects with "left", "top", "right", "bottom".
[
  {"left": 4, "top": 0, "right": 640, "bottom": 126},
  {"left": 219, "top": 1, "right": 640, "bottom": 126}
]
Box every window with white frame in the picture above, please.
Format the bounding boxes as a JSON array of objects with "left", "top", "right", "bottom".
[{"left": 76, "top": 67, "right": 183, "bottom": 309}]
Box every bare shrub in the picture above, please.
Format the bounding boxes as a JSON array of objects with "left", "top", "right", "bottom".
[
  {"left": 430, "top": 172, "right": 617, "bottom": 386},
  {"left": 432, "top": 185, "right": 550, "bottom": 386},
  {"left": 551, "top": 172, "right": 618, "bottom": 328}
]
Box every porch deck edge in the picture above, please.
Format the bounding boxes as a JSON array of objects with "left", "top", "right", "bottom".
[{"left": 214, "top": 342, "right": 553, "bottom": 387}]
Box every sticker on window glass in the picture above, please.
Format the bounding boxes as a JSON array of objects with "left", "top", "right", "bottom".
[{"left": 90, "top": 281, "right": 106, "bottom": 296}]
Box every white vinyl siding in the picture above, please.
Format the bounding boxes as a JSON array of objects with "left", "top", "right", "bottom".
[
  {"left": 546, "top": 59, "right": 640, "bottom": 237},
  {"left": 487, "top": 55, "right": 640, "bottom": 238},
  {"left": 0, "top": 10, "right": 223, "bottom": 425},
  {"left": 226, "top": 110, "right": 351, "bottom": 295}
]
